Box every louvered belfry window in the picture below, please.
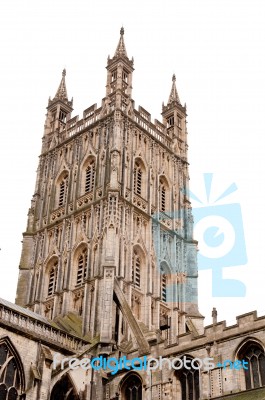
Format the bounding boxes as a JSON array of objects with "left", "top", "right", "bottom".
[
  {"left": 76, "top": 249, "right": 88, "bottom": 285},
  {"left": 48, "top": 261, "right": 58, "bottom": 296},
  {"left": 161, "top": 185, "right": 166, "bottom": 212},
  {"left": 132, "top": 251, "right": 141, "bottom": 288},
  {"left": 134, "top": 161, "right": 142, "bottom": 196},
  {"left": 160, "top": 177, "right": 167, "bottom": 212},
  {"left": 85, "top": 160, "right": 95, "bottom": 193},
  {"left": 161, "top": 266, "right": 167, "bottom": 302},
  {"left": 58, "top": 174, "right": 68, "bottom": 207}
]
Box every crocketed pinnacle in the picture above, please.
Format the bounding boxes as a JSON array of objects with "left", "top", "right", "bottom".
[
  {"left": 168, "top": 74, "right": 181, "bottom": 105},
  {"left": 114, "top": 27, "right": 128, "bottom": 58},
  {"left": 54, "top": 69, "right": 68, "bottom": 101}
]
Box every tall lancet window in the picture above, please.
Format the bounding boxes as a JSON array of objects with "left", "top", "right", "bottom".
[
  {"left": 133, "top": 160, "right": 143, "bottom": 196},
  {"left": 85, "top": 160, "right": 95, "bottom": 193},
  {"left": 58, "top": 173, "right": 68, "bottom": 207},
  {"left": 132, "top": 250, "right": 141, "bottom": 288},
  {"left": 48, "top": 261, "right": 58, "bottom": 297},
  {"left": 76, "top": 248, "right": 88, "bottom": 285}
]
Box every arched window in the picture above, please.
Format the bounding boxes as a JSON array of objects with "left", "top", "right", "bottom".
[
  {"left": 58, "top": 173, "right": 69, "bottom": 207},
  {"left": 85, "top": 160, "right": 95, "bottom": 193},
  {"left": 160, "top": 265, "right": 167, "bottom": 302},
  {"left": 167, "top": 115, "right": 174, "bottom": 128},
  {"left": 121, "top": 374, "right": 142, "bottom": 400},
  {"left": 159, "top": 177, "right": 168, "bottom": 212},
  {"left": 48, "top": 261, "right": 58, "bottom": 297},
  {"left": 0, "top": 339, "right": 25, "bottom": 400},
  {"left": 76, "top": 248, "right": 88, "bottom": 285},
  {"left": 111, "top": 70, "right": 117, "bottom": 82},
  {"left": 50, "top": 374, "right": 80, "bottom": 400},
  {"left": 132, "top": 251, "right": 141, "bottom": 288},
  {"left": 178, "top": 357, "right": 200, "bottom": 400},
  {"left": 133, "top": 161, "right": 143, "bottom": 196},
  {"left": 239, "top": 342, "right": 265, "bottom": 389}
]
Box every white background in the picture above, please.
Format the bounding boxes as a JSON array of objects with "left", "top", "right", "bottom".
[{"left": 0, "top": 0, "right": 264, "bottom": 325}]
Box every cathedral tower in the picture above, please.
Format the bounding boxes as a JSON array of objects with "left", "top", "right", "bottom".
[{"left": 16, "top": 28, "right": 202, "bottom": 355}]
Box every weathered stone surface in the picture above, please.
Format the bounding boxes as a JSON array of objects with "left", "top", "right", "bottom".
[{"left": 0, "top": 29, "right": 263, "bottom": 400}]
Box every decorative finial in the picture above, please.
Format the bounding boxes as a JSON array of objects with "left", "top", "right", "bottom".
[
  {"left": 212, "top": 307, "right": 217, "bottom": 325},
  {"left": 172, "top": 74, "right": 176, "bottom": 82},
  {"left": 120, "top": 27, "right": 124, "bottom": 36},
  {"left": 62, "top": 69, "right": 66, "bottom": 77}
]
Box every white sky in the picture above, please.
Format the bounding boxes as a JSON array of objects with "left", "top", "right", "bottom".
[{"left": 0, "top": 0, "right": 265, "bottom": 326}]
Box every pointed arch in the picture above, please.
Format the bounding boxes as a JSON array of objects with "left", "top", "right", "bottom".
[
  {"left": 235, "top": 337, "right": 265, "bottom": 358},
  {"left": 133, "top": 244, "right": 146, "bottom": 258},
  {"left": 50, "top": 373, "right": 80, "bottom": 400},
  {"left": 0, "top": 337, "right": 26, "bottom": 399},
  {"left": 120, "top": 373, "right": 143, "bottom": 400}
]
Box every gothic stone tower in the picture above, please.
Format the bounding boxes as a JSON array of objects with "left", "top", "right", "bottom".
[{"left": 16, "top": 28, "right": 202, "bottom": 356}]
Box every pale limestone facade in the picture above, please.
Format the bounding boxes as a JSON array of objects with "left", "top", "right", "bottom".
[{"left": 0, "top": 28, "right": 265, "bottom": 400}]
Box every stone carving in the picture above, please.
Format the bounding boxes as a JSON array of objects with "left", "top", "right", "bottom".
[{"left": 105, "top": 269, "right": 113, "bottom": 279}]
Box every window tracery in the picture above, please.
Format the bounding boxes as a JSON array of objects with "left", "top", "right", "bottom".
[
  {"left": 239, "top": 342, "right": 265, "bottom": 389},
  {"left": 0, "top": 340, "right": 25, "bottom": 400}
]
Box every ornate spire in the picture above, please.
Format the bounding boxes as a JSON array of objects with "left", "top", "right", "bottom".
[
  {"left": 54, "top": 69, "right": 68, "bottom": 101},
  {"left": 168, "top": 74, "right": 181, "bottom": 105},
  {"left": 114, "top": 27, "right": 128, "bottom": 58}
]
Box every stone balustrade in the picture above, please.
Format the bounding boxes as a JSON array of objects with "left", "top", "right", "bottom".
[{"left": 0, "top": 299, "right": 89, "bottom": 352}]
